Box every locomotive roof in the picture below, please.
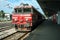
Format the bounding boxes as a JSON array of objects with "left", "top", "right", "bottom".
[{"left": 14, "top": 5, "right": 32, "bottom": 9}]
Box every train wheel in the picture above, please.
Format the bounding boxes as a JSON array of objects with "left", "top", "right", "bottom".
[
  {"left": 27, "top": 26, "right": 31, "bottom": 32},
  {"left": 15, "top": 24, "right": 18, "bottom": 29}
]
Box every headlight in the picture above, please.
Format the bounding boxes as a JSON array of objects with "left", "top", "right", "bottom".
[
  {"left": 26, "top": 18, "right": 28, "bottom": 21},
  {"left": 14, "top": 19, "right": 17, "bottom": 21}
]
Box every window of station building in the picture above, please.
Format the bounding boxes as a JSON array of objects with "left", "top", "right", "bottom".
[{"left": 23, "top": 8, "right": 31, "bottom": 13}]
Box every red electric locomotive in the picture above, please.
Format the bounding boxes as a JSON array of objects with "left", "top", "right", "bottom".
[{"left": 12, "top": 4, "right": 43, "bottom": 31}]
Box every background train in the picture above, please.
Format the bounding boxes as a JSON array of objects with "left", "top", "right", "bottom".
[{"left": 12, "top": 4, "right": 44, "bottom": 31}]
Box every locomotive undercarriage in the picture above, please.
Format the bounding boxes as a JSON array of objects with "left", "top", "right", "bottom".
[{"left": 15, "top": 23, "right": 31, "bottom": 31}]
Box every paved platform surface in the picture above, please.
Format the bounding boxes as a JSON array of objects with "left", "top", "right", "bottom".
[{"left": 25, "top": 20, "right": 60, "bottom": 40}]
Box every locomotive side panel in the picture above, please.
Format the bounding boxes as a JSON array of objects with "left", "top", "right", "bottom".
[{"left": 32, "top": 7, "right": 43, "bottom": 26}]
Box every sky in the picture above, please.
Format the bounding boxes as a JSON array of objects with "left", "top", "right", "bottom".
[{"left": 0, "top": 0, "right": 45, "bottom": 16}]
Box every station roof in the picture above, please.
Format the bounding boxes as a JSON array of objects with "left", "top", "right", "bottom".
[{"left": 37, "top": 0, "right": 60, "bottom": 17}]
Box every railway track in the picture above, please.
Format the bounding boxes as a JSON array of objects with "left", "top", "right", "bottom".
[
  {"left": 0, "top": 24, "right": 30, "bottom": 40},
  {"left": 0, "top": 26, "right": 14, "bottom": 32},
  {"left": 2, "top": 31, "right": 30, "bottom": 40}
]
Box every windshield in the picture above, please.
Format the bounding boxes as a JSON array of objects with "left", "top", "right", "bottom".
[
  {"left": 23, "top": 8, "right": 31, "bottom": 12},
  {"left": 14, "top": 8, "right": 32, "bottom": 13},
  {"left": 14, "top": 8, "right": 22, "bottom": 13}
]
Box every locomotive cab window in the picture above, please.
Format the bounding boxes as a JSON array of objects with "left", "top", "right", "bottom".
[
  {"left": 18, "top": 8, "right": 22, "bottom": 13},
  {"left": 15, "top": 9, "right": 17, "bottom": 13},
  {"left": 23, "top": 8, "right": 31, "bottom": 13},
  {"left": 14, "top": 8, "right": 22, "bottom": 13}
]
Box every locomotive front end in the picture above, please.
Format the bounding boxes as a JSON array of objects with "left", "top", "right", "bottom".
[
  {"left": 12, "top": 4, "right": 33, "bottom": 31},
  {"left": 12, "top": 14, "right": 32, "bottom": 26}
]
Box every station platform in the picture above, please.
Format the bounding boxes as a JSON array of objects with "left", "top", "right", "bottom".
[{"left": 25, "top": 20, "right": 60, "bottom": 40}]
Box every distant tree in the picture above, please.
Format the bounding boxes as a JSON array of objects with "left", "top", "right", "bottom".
[
  {"left": 0, "top": 10, "right": 5, "bottom": 18},
  {"left": 0, "top": 10, "right": 3, "bottom": 17},
  {"left": 10, "top": 14, "right": 12, "bottom": 20}
]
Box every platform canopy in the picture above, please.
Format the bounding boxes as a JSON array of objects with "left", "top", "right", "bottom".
[{"left": 37, "top": 0, "right": 60, "bottom": 17}]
